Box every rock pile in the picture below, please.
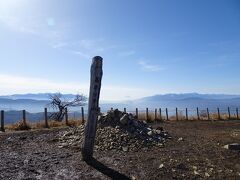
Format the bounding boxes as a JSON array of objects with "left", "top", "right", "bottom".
[{"left": 58, "top": 109, "right": 171, "bottom": 152}]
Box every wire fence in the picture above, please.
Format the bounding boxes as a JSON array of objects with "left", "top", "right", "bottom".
[{"left": 0, "top": 106, "right": 239, "bottom": 132}]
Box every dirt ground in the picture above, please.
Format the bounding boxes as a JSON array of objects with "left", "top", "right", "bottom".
[{"left": 0, "top": 120, "right": 240, "bottom": 180}]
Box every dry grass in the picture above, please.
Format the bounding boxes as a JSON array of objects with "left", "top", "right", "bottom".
[
  {"left": 5, "top": 118, "right": 84, "bottom": 131},
  {"left": 4, "top": 111, "right": 239, "bottom": 132},
  {"left": 6, "top": 120, "right": 32, "bottom": 131},
  {"left": 136, "top": 112, "right": 239, "bottom": 121}
]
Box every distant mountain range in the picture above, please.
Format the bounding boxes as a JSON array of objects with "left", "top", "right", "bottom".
[
  {"left": 0, "top": 93, "right": 240, "bottom": 124},
  {"left": 0, "top": 93, "right": 240, "bottom": 111}
]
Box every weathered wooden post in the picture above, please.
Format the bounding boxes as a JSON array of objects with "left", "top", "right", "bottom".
[
  {"left": 81, "top": 107, "right": 85, "bottom": 124},
  {"left": 236, "top": 108, "right": 239, "bottom": 120},
  {"left": 65, "top": 108, "right": 69, "bottom": 125},
  {"left": 82, "top": 56, "right": 103, "bottom": 161},
  {"left": 217, "top": 108, "right": 220, "bottom": 120},
  {"left": 228, "top": 107, "right": 231, "bottom": 119},
  {"left": 155, "top": 108, "right": 157, "bottom": 121},
  {"left": 44, "top": 108, "right": 49, "bottom": 128},
  {"left": 23, "top": 110, "right": 26, "bottom": 125},
  {"left": 159, "top": 108, "right": 162, "bottom": 121},
  {"left": 197, "top": 107, "right": 200, "bottom": 120},
  {"left": 176, "top": 108, "right": 178, "bottom": 121},
  {"left": 207, "top": 108, "right": 210, "bottom": 120},
  {"left": 146, "top": 108, "right": 149, "bottom": 121},
  {"left": 135, "top": 108, "right": 138, "bottom": 119},
  {"left": 185, "top": 108, "right": 188, "bottom": 120},
  {"left": 1, "top": 110, "right": 5, "bottom": 132},
  {"left": 166, "top": 108, "right": 169, "bottom": 121}
]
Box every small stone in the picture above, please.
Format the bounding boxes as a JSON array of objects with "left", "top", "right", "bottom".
[
  {"left": 120, "top": 114, "right": 129, "bottom": 125},
  {"left": 131, "top": 176, "right": 136, "bottom": 180},
  {"left": 205, "top": 172, "right": 210, "bottom": 177},
  {"left": 192, "top": 166, "right": 197, "bottom": 170},
  {"left": 147, "top": 131, "right": 153, "bottom": 136},
  {"left": 122, "top": 146, "right": 128, "bottom": 152},
  {"left": 194, "top": 170, "right": 200, "bottom": 175},
  {"left": 159, "top": 164, "right": 164, "bottom": 169},
  {"left": 178, "top": 137, "right": 183, "bottom": 141}
]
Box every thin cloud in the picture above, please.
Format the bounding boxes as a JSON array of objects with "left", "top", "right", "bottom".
[
  {"left": 0, "top": 74, "right": 156, "bottom": 101},
  {"left": 118, "top": 50, "right": 136, "bottom": 56},
  {"left": 71, "top": 50, "right": 91, "bottom": 59},
  {"left": 138, "top": 61, "right": 164, "bottom": 72}
]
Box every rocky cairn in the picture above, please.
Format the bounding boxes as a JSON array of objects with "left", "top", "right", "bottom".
[{"left": 58, "top": 109, "right": 170, "bottom": 152}]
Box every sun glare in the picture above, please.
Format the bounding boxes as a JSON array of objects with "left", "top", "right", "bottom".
[{"left": 0, "top": 0, "right": 27, "bottom": 15}]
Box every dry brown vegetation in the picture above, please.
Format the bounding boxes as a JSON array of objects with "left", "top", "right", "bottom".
[
  {"left": 5, "top": 118, "right": 84, "bottom": 131},
  {"left": 3, "top": 111, "right": 239, "bottom": 132}
]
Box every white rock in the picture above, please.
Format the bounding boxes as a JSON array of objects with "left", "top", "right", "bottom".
[
  {"left": 205, "top": 172, "right": 210, "bottom": 177},
  {"left": 147, "top": 131, "right": 153, "bottom": 136},
  {"left": 178, "top": 137, "right": 183, "bottom": 141},
  {"left": 159, "top": 164, "right": 164, "bottom": 169}
]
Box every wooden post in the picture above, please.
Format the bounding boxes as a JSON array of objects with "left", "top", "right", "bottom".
[
  {"left": 146, "top": 108, "right": 149, "bottom": 121},
  {"left": 1, "top": 110, "right": 5, "bottom": 132},
  {"left": 176, "top": 108, "right": 178, "bottom": 121},
  {"left": 166, "top": 108, "right": 169, "bottom": 121},
  {"left": 124, "top": 108, "right": 126, "bottom": 113},
  {"left": 186, "top": 108, "right": 188, "bottom": 120},
  {"left": 82, "top": 56, "right": 103, "bottom": 161},
  {"left": 44, "top": 108, "right": 49, "bottom": 128},
  {"left": 197, "top": 107, "right": 200, "bottom": 120},
  {"left": 228, "top": 107, "right": 231, "bottom": 119},
  {"left": 155, "top": 108, "right": 157, "bottom": 121},
  {"left": 135, "top": 108, "right": 138, "bottom": 119},
  {"left": 217, "top": 108, "right": 220, "bottom": 120},
  {"left": 81, "top": 107, "right": 85, "bottom": 124},
  {"left": 159, "top": 108, "right": 162, "bottom": 121},
  {"left": 236, "top": 108, "right": 239, "bottom": 120},
  {"left": 65, "top": 108, "right": 68, "bottom": 125},
  {"left": 23, "top": 110, "right": 26, "bottom": 125},
  {"left": 207, "top": 108, "right": 210, "bottom": 120}
]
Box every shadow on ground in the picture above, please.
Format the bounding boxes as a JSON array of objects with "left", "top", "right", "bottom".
[{"left": 85, "top": 157, "right": 130, "bottom": 180}]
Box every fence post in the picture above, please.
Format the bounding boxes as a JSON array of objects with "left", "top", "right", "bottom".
[
  {"left": 135, "top": 108, "right": 138, "bottom": 119},
  {"left": 176, "top": 108, "right": 178, "bottom": 121},
  {"left": 207, "top": 108, "right": 210, "bottom": 120},
  {"left": 186, "top": 108, "right": 188, "bottom": 120},
  {"left": 65, "top": 108, "right": 68, "bottom": 125},
  {"left": 155, "top": 108, "right": 157, "bottom": 121},
  {"left": 44, "top": 108, "right": 49, "bottom": 128},
  {"left": 228, "top": 107, "right": 231, "bottom": 119},
  {"left": 1, "top": 110, "right": 4, "bottom": 132},
  {"left": 82, "top": 56, "right": 103, "bottom": 161},
  {"left": 217, "top": 108, "right": 220, "bottom": 120},
  {"left": 146, "top": 108, "right": 149, "bottom": 121},
  {"left": 166, "top": 108, "right": 169, "bottom": 121},
  {"left": 236, "top": 108, "right": 239, "bottom": 120},
  {"left": 23, "top": 110, "right": 26, "bottom": 125},
  {"left": 159, "top": 108, "right": 162, "bottom": 121},
  {"left": 124, "top": 107, "right": 126, "bottom": 113},
  {"left": 81, "top": 107, "right": 85, "bottom": 124},
  {"left": 197, "top": 107, "right": 200, "bottom": 120}
]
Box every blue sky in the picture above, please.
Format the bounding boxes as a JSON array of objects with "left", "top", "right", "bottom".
[{"left": 0, "top": 0, "right": 239, "bottom": 101}]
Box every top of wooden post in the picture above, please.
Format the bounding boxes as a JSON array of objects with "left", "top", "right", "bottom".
[{"left": 92, "top": 56, "right": 103, "bottom": 65}]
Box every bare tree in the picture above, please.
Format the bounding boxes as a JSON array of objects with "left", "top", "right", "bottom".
[{"left": 48, "top": 93, "right": 87, "bottom": 121}]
